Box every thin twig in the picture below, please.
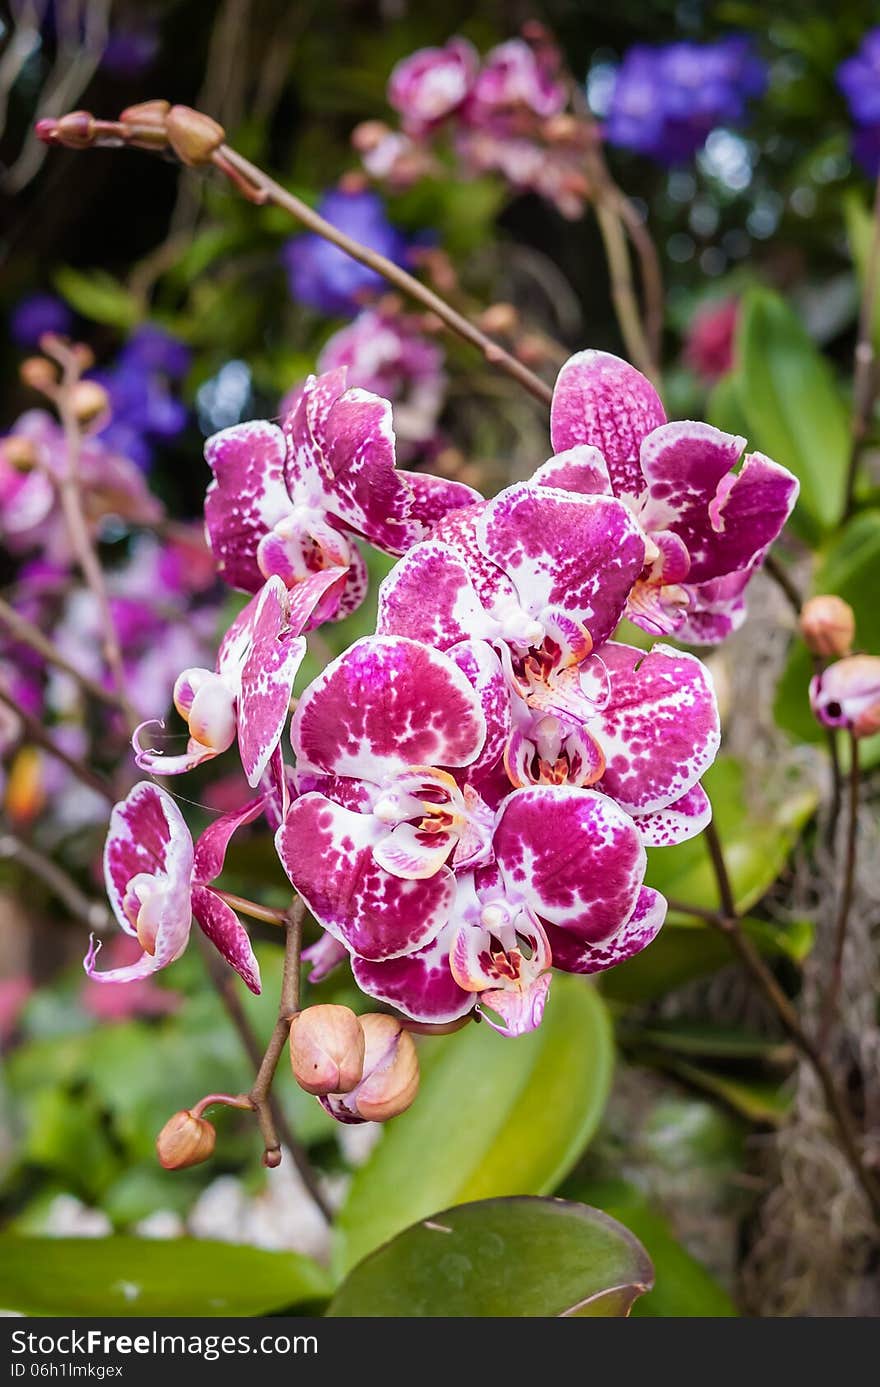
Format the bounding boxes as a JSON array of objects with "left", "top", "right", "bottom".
[
  {"left": 0, "top": 686, "right": 114, "bottom": 803},
  {"left": 0, "top": 831, "right": 111, "bottom": 930},
  {"left": 0, "top": 595, "right": 125, "bottom": 713},
  {"left": 763, "top": 553, "right": 802, "bottom": 617},
  {"left": 212, "top": 889, "right": 288, "bottom": 928},
  {"left": 818, "top": 729, "right": 861, "bottom": 1047},
  {"left": 844, "top": 170, "right": 880, "bottom": 519},
  {"left": 703, "top": 808, "right": 880, "bottom": 1225}
]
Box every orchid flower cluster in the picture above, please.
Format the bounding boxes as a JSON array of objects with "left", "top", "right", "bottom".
[
  {"left": 90, "top": 345, "right": 798, "bottom": 1128},
  {"left": 354, "top": 29, "right": 593, "bottom": 219}
]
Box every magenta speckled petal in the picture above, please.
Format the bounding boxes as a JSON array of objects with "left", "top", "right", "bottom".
[
  {"left": 545, "top": 886, "right": 666, "bottom": 974},
  {"left": 192, "top": 798, "right": 263, "bottom": 885},
  {"left": 447, "top": 638, "right": 511, "bottom": 778},
  {"left": 478, "top": 975, "right": 552, "bottom": 1036},
  {"left": 291, "top": 635, "right": 486, "bottom": 782},
  {"left": 237, "top": 578, "right": 308, "bottom": 787},
  {"left": 103, "top": 781, "right": 193, "bottom": 935},
  {"left": 593, "top": 642, "right": 720, "bottom": 814},
  {"left": 303, "top": 931, "right": 349, "bottom": 982},
  {"left": 399, "top": 469, "right": 484, "bottom": 528},
  {"left": 204, "top": 420, "right": 291, "bottom": 592},
  {"left": 328, "top": 543, "right": 369, "bottom": 624},
  {"left": 632, "top": 782, "right": 711, "bottom": 846},
  {"left": 675, "top": 570, "right": 751, "bottom": 645},
  {"left": 315, "top": 385, "right": 418, "bottom": 554},
  {"left": 191, "top": 885, "right": 261, "bottom": 993},
  {"left": 351, "top": 923, "right": 474, "bottom": 1023},
  {"left": 478, "top": 482, "right": 646, "bottom": 647},
  {"left": 550, "top": 350, "right": 666, "bottom": 499},
  {"left": 493, "top": 784, "right": 645, "bottom": 943},
  {"left": 639, "top": 430, "right": 799, "bottom": 584},
  {"left": 276, "top": 793, "right": 454, "bottom": 960},
  {"left": 532, "top": 445, "right": 614, "bottom": 497},
  {"left": 377, "top": 540, "right": 495, "bottom": 649}
]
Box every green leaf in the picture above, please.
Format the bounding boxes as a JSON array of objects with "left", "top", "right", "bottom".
[
  {"left": 565, "top": 1180, "right": 736, "bottom": 1317},
  {"left": 0, "top": 1236, "right": 329, "bottom": 1317},
  {"left": 334, "top": 974, "right": 613, "bottom": 1275},
  {"left": 844, "top": 191, "right": 880, "bottom": 351},
  {"left": 327, "top": 1197, "right": 652, "bottom": 1317},
  {"left": 735, "top": 286, "right": 849, "bottom": 537},
  {"left": 649, "top": 1057, "right": 790, "bottom": 1125},
  {"left": 54, "top": 268, "right": 140, "bottom": 329},
  {"left": 643, "top": 756, "right": 817, "bottom": 915},
  {"left": 774, "top": 511, "right": 880, "bottom": 766},
  {"left": 627, "top": 1019, "right": 793, "bottom": 1063}
]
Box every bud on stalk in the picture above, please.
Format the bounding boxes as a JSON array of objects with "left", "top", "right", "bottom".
[
  {"left": 800, "top": 595, "right": 855, "bottom": 659},
  {"left": 156, "top": 1110, "right": 216, "bottom": 1169},
  {"left": 320, "top": 1014, "right": 419, "bottom": 1124},
  {"left": 290, "top": 1003, "right": 365, "bottom": 1095}
]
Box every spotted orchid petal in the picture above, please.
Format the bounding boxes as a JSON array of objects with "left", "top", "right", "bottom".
[
  {"left": 276, "top": 793, "right": 455, "bottom": 960},
  {"left": 204, "top": 420, "right": 291, "bottom": 593},
  {"left": 592, "top": 642, "right": 720, "bottom": 815},
  {"left": 90, "top": 782, "right": 194, "bottom": 982},
  {"left": 351, "top": 922, "right": 475, "bottom": 1024},
  {"left": 377, "top": 539, "right": 499, "bottom": 650},
  {"left": 291, "top": 635, "right": 486, "bottom": 784},
  {"left": 532, "top": 445, "right": 614, "bottom": 497},
  {"left": 493, "top": 784, "right": 646, "bottom": 944},
  {"left": 192, "top": 798, "right": 264, "bottom": 885},
  {"left": 448, "top": 898, "right": 552, "bottom": 1038},
  {"left": 632, "top": 782, "right": 712, "bottom": 846},
  {"left": 478, "top": 482, "right": 647, "bottom": 648},
  {"left": 545, "top": 886, "right": 667, "bottom": 974},
  {"left": 550, "top": 350, "right": 667, "bottom": 500},
  {"left": 191, "top": 886, "right": 261, "bottom": 993},
  {"left": 675, "top": 571, "right": 751, "bottom": 645},
  {"left": 399, "top": 469, "right": 484, "bottom": 528},
  {"left": 638, "top": 425, "right": 799, "bottom": 584},
  {"left": 479, "top": 976, "right": 552, "bottom": 1036},
  {"left": 331, "top": 542, "right": 369, "bottom": 624},
  {"left": 303, "top": 931, "right": 349, "bottom": 982},
  {"left": 447, "top": 639, "right": 511, "bottom": 777}
]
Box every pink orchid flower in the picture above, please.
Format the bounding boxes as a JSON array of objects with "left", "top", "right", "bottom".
[
  {"left": 547, "top": 350, "right": 799, "bottom": 643},
  {"left": 85, "top": 781, "right": 263, "bottom": 992},
  {"left": 134, "top": 570, "right": 340, "bottom": 786},
  {"left": 810, "top": 655, "right": 880, "bottom": 738},
  {"left": 276, "top": 635, "right": 490, "bottom": 963},
  {"left": 342, "top": 786, "right": 666, "bottom": 1036},
  {"left": 377, "top": 481, "right": 720, "bottom": 845},
  {"left": 203, "top": 367, "right": 478, "bottom": 622},
  {"left": 388, "top": 37, "right": 479, "bottom": 135}
]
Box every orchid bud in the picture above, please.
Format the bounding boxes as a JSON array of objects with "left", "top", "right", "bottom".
[
  {"left": 351, "top": 119, "right": 391, "bottom": 153},
  {"left": 0, "top": 435, "right": 38, "bottom": 470},
  {"left": 800, "top": 595, "right": 855, "bottom": 659},
  {"left": 290, "top": 1004, "right": 366, "bottom": 1095},
  {"left": 70, "top": 380, "right": 110, "bottom": 427},
  {"left": 55, "top": 110, "right": 97, "bottom": 149},
  {"left": 19, "top": 356, "right": 57, "bottom": 393},
  {"left": 120, "top": 99, "right": 170, "bottom": 149},
  {"left": 478, "top": 302, "right": 519, "bottom": 336},
  {"left": 320, "top": 1015, "right": 419, "bottom": 1124},
  {"left": 156, "top": 1110, "right": 216, "bottom": 1169},
  {"left": 166, "top": 106, "right": 225, "bottom": 166},
  {"left": 810, "top": 654, "right": 880, "bottom": 735}
]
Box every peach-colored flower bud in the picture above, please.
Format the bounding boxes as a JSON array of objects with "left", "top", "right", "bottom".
[
  {"left": 19, "top": 356, "right": 58, "bottom": 393},
  {"left": 0, "top": 435, "right": 38, "bottom": 470},
  {"left": 70, "top": 380, "right": 110, "bottom": 427},
  {"left": 478, "top": 302, "right": 519, "bottom": 336},
  {"left": 56, "top": 111, "right": 96, "bottom": 149},
  {"left": 350, "top": 1015, "right": 419, "bottom": 1122},
  {"left": 156, "top": 1110, "right": 216, "bottom": 1169},
  {"left": 120, "top": 99, "right": 171, "bottom": 149},
  {"left": 800, "top": 595, "right": 855, "bottom": 659},
  {"left": 166, "top": 106, "right": 225, "bottom": 166},
  {"left": 543, "top": 113, "right": 580, "bottom": 144},
  {"left": 290, "top": 1004, "right": 366, "bottom": 1096},
  {"left": 351, "top": 120, "right": 391, "bottom": 153},
  {"left": 72, "top": 344, "right": 95, "bottom": 372}
]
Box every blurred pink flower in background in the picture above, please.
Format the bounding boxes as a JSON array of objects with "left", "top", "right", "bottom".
[{"left": 683, "top": 298, "right": 739, "bottom": 381}]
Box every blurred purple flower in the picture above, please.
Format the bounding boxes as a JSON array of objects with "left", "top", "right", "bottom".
[
  {"left": 838, "top": 29, "right": 880, "bottom": 176},
  {"left": 93, "top": 325, "right": 191, "bottom": 470},
  {"left": 10, "top": 293, "right": 73, "bottom": 349},
  {"left": 282, "top": 188, "right": 410, "bottom": 318},
  {"left": 101, "top": 21, "right": 160, "bottom": 78},
  {"left": 605, "top": 37, "right": 767, "bottom": 165}
]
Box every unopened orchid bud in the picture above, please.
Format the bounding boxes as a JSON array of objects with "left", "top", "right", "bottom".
[
  {"left": 0, "top": 435, "right": 38, "bottom": 470},
  {"left": 351, "top": 119, "right": 391, "bottom": 153},
  {"left": 478, "top": 302, "right": 519, "bottom": 336},
  {"left": 70, "top": 380, "right": 110, "bottom": 427},
  {"left": 156, "top": 1110, "right": 216, "bottom": 1169},
  {"left": 320, "top": 1014, "right": 418, "bottom": 1124},
  {"left": 354, "top": 1015, "right": 419, "bottom": 1122},
  {"left": 543, "top": 113, "right": 580, "bottom": 144},
  {"left": 120, "top": 99, "right": 170, "bottom": 149},
  {"left": 20, "top": 356, "right": 57, "bottom": 393},
  {"left": 290, "top": 1004, "right": 365, "bottom": 1096},
  {"left": 55, "top": 110, "right": 97, "bottom": 149},
  {"left": 166, "top": 106, "right": 225, "bottom": 166},
  {"left": 800, "top": 595, "right": 855, "bottom": 659},
  {"left": 810, "top": 654, "right": 880, "bottom": 735},
  {"left": 72, "top": 344, "right": 95, "bottom": 372}
]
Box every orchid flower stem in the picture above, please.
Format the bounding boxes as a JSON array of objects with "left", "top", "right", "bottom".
[
  {"left": 703, "top": 808, "right": 880, "bottom": 1226},
  {"left": 0, "top": 831, "right": 111, "bottom": 930},
  {"left": 215, "top": 144, "right": 553, "bottom": 407},
  {"left": 212, "top": 889, "right": 288, "bottom": 928},
  {"left": 844, "top": 169, "right": 880, "bottom": 520},
  {"left": 818, "top": 729, "right": 861, "bottom": 1048},
  {"left": 0, "top": 685, "right": 114, "bottom": 803},
  {"left": 190, "top": 1092, "right": 254, "bottom": 1120},
  {"left": 197, "top": 905, "right": 332, "bottom": 1222},
  {"left": 763, "top": 553, "right": 803, "bottom": 618},
  {"left": 592, "top": 199, "right": 658, "bottom": 385},
  {"left": 44, "top": 340, "right": 140, "bottom": 736},
  {"left": 0, "top": 595, "right": 126, "bottom": 713}
]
